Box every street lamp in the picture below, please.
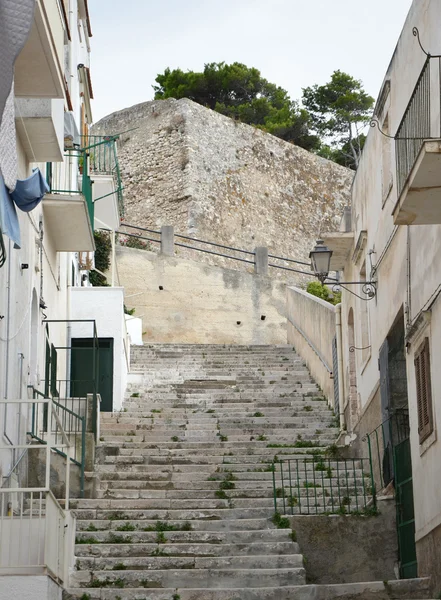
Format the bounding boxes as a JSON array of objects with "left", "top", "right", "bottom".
[
  {"left": 309, "top": 240, "right": 333, "bottom": 284},
  {"left": 309, "top": 239, "right": 377, "bottom": 301}
]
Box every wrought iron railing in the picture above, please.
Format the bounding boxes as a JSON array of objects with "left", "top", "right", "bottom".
[
  {"left": 29, "top": 387, "right": 87, "bottom": 497},
  {"left": 272, "top": 456, "right": 375, "bottom": 515},
  {"left": 82, "top": 134, "right": 125, "bottom": 218},
  {"left": 364, "top": 410, "right": 410, "bottom": 494},
  {"left": 395, "top": 56, "right": 434, "bottom": 196}
]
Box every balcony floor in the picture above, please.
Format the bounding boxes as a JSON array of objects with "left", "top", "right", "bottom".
[{"left": 393, "top": 140, "right": 441, "bottom": 225}]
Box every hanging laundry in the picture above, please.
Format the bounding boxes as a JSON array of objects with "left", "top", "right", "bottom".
[
  {"left": 0, "top": 175, "right": 20, "bottom": 248},
  {"left": 11, "top": 168, "right": 49, "bottom": 212}
]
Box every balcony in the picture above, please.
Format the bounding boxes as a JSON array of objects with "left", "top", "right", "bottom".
[
  {"left": 14, "top": 0, "right": 65, "bottom": 99},
  {"left": 86, "top": 135, "right": 125, "bottom": 230},
  {"left": 43, "top": 193, "right": 94, "bottom": 251},
  {"left": 44, "top": 157, "right": 95, "bottom": 252},
  {"left": 393, "top": 55, "right": 441, "bottom": 225},
  {"left": 15, "top": 98, "right": 64, "bottom": 162},
  {"left": 321, "top": 232, "right": 354, "bottom": 270}
]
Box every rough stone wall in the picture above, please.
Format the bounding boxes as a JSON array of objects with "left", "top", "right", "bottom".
[
  {"left": 94, "top": 98, "right": 353, "bottom": 279},
  {"left": 290, "top": 498, "right": 398, "bottom": 584}
]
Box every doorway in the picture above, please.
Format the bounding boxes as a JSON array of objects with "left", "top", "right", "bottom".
[
  {"left": 70, "top": 338, "right": 114, "bottom": 412},
  {"left": 378, "top": 310, "right": 416, "bottom": 578}
]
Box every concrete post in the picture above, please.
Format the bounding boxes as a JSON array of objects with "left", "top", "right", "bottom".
[
  {"left": 254, "top": 247, "right": 269, "bottom": 275},
  {"left": 160, "top": 226, "right": 174, "bottom": 256}
]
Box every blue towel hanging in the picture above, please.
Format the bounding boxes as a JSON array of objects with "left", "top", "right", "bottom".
[
  {"left": 10, "top": 168, "right": 50, "bottom": 213},
  {"left": 0, "top": 174, "right": 20, "bottom": 248}
]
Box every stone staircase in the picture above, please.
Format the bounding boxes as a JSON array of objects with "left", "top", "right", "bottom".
[{"left": 65, "top": 344, "right": 432, "bottom": 600}]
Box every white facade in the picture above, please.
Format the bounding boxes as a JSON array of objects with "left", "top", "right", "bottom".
[
  {"left": 324, "top": 0, "right": 441, "bottom": 585},
  {"left": 0, "top": 2, "right": 128, "bottom": 586}
]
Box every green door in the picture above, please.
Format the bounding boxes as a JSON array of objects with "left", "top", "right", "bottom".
[
  {"left": 394, "top": 437, "right": 417, "bottom": 578},
  {"left": 71, "top": 338, "right": 114, "bottom": 412}
]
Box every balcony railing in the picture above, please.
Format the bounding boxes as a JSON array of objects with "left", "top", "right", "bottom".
[
  {"left": 82, "top": 135, "right": 125, "bottom": 218},
  {"left": 0, "top": 398, "right": 76, "bottom": 581},
  {"left": 395, "top": 54, "right": 441, "bottom": 197}
]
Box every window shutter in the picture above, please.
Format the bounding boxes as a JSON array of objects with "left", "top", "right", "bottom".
[{"left": 415, "top": 338, "right": 433, "bottom": 443}]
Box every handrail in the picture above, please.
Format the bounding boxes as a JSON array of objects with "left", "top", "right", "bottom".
[
  {"left": 28, "top": 386, "right": 86, "bottom": 497},
  {"left": 118, "top": 222, "right": 314, "bottom": 277}
]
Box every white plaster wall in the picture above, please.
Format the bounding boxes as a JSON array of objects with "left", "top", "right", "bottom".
[
  {"left": 70, "top": 287, "right": 128, "bottom": 411},
  {"left": 116, "top": 246, "right": 288, "bottom": 346},
  {"left": 338, "top": 0, "right": 441, "bottom": 547},
  {"left": 125, "top": 315, "right": 143, "bottom": 345},
  {"left": 0, "top": 575, "right": 62, "bottom": 600}
]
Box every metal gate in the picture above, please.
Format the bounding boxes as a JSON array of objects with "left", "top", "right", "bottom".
[
  {"left": 332, "top": 335, "right": 339, "bottom": 417},
  {"left": 394, "top": 436, "right": 417, "bottom": 578}
]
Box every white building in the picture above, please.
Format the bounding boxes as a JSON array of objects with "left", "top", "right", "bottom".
[
  {"left": 323, "top": 0, "right": 441, "bottom": 588},
  {"left": 0, "top": 1, "right": 130, "bottom": 594}
]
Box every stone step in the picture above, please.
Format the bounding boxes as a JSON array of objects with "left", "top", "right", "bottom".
[
  {"left": 75, "top": 553, "right": 304, "bottom": 572},
  {"left": 76, "top": 518, "right": 274, "bottom": 531},
  {"left": 71, "top": 567, "right": 306, "bottom": 589},
  {"left": 74, "top": 541, "right": 298, "bottom": 559},
  {"left": 64, "top": 579, "right": 433, "bottom": 600},
  {"left": 75, "top": 528, "right": 294, "bottom": 545}
]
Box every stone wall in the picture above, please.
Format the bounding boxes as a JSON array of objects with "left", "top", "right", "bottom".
[
  {"left": 94, "top": 98, "right": 353, "bottom": 281},
  {"left": 115, "top": 245, "right": 287, "bottom": 345},
  {"left": 290, "top": 498, "right": 398, "bottom": 584}
]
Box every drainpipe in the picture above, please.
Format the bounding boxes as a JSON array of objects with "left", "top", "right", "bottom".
[
  {"left": 3, "top": 239, "right": 14, "bottom": 449},
  {"left": 335, "top": 303, "right": 345, "bottom": 431},
  {"left": 66, "top": 254, "right": 72, "bottom": 396},
  {"left": 111, "top": 230, "right": 115, "bottom": 287}
]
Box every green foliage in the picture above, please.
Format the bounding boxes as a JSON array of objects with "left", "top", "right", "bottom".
[
  {"left": 156, "top": 531, "right": 166, "bottom": 544},
  {"left": 306, "top": 281, "right": 341, "bottom": 305},
  {"left": 116, "top": 523, "right": 136, "bottom": 532},
  {"left": 302, "top": 70, "right": 374, "bottom": 170},
  {"left": 154, "top": 62, "right": 320, "bottom": 150},
  {"left": 112, "top": 563, "right": 127, "bottom": 570},
  {"left": 108, "top": 532, "right": 132, "bottom": 544},
  {"left": 272, "top": 512, "right": 290, "bottom": 529},
  {"left": 253, "top": 411, "right": 264, "bottom": 417},
  {"left": 89, "top": 230, "right": 112, "bottom": 286},
  {"left": 124, "top": 304, "right": 136, "bottom": 316}
]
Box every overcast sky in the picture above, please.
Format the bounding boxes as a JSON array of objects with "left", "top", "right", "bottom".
[{"left": 88, "top": 0, "right": 412, "bottom": 123}]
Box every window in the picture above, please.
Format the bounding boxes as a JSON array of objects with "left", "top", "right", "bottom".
[{"left": 414, "top": 337, "right": 433, "bottom": 443}]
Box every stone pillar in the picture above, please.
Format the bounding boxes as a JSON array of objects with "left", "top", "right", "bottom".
[
  {"left": 160, "top": 226, "right": 174, "bottom": 256},
  {"left": 254, "top": 247, "right": 268, "bottom": 275}
]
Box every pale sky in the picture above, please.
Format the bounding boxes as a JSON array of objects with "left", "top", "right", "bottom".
[{"left": 88, "top": 0, "right": 412, "bottom": 123}]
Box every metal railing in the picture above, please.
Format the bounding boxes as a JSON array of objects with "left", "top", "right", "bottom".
[
  {"left": 395, "top": 54, "right": 441, "bottom": 196},
  {"left": 272, "top": 456, "right": 375, "bottom": 515},
  {"left": 29, "top": 387, "right": 86, "bottom": 497},
  {"left": 83, "top": 134, "right": 125, "bottom": 218},
  {"left": 46, "top": 133, "right": 125, "bottom": 231},
  {"left": 117, "top": 222, "right": 312, "bottom": 276},
  {"left": 0, "top": 399, "right": 75, "bottom": 581},
  {"left": 364, "top": 410, "right": 410, "bottom": 494}
]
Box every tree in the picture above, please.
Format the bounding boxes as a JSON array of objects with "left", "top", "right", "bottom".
[
  {"left": 302, "top": 71, "right": 374, "bottom": 170},
  {"left": 154, "top": 62, "right": 320, "bottom": 150}
]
